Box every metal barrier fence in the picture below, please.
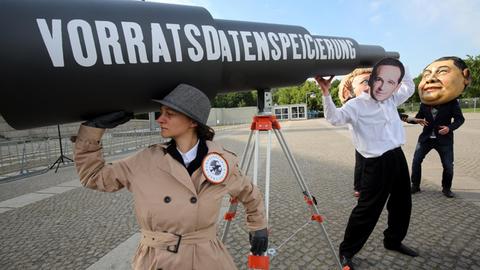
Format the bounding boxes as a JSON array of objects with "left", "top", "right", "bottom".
[
  {"left": 458, "top": 97, "right": 479, "bottom": 112},
  {"left": 0, "top": 123, "right": 249, "bottom": 182},
  {"left": 399, "top": 97, "right": 479, "bottom": 113},
  {"left": 0, "top": 127, "right": 167, "bottom": 181}
]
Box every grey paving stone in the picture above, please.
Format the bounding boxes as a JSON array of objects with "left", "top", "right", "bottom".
[{"left": 1, "top": 116, "right": 480, "bottom": 269}]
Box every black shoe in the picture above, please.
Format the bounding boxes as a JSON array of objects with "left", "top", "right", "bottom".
[
  {"left": 442, "top": 189, "right": 454, "bottom": 198},
  {"left": 384, "top": 243, "right": 419, "bottom": 257},
  {"left": 340, "top": 255, "right": 355, "bottom": 270},
  {"left": 411, "top": 185, "right": 421, "bottom": 194}
]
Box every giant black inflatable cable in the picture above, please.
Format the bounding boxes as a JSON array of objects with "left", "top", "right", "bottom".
[{"left": 0, "top": 0, "right": 399, "bottom": 129}]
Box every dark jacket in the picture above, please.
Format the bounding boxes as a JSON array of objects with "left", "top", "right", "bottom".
[{"left": 415, "top": 99, "right": 464, "bottom": 145}]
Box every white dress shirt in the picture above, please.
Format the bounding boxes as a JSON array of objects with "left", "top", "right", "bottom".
[
  {"left": 323, "top": 70, "right": 415, "bottom": 158},
  {"left": 177, "top": 140, "right": 199, "bottom": 167}
]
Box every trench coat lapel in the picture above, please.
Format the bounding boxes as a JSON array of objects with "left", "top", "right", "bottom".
[{"left": 154, "top": 144, "right": 197, "bottom": 195}]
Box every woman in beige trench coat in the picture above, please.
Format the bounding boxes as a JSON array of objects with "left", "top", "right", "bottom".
[{"left": 73, "top": 84, "right": 268, "bottom": 270}]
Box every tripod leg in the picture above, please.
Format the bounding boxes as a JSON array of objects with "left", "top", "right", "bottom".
[
  {"left": 220, "top": 197, "right": 239, "bottom": 242},
  {"left": 49, "top": 125, "right": 73, "bottom": 173},
  {"left": 239, "top": 129, "right": 255, "bottom": 169},
  {"left": 253, "top": 130, "right": 260, "bottom": 185},
  {"left": 245, "top": 138, "right": 255, "bottom": 173},
  {"left": 49, "top": 158, "right": 57, "bottom": 170},
  {"left": 49, "top": 155, "right": 63, "bottom": 170},
  {"left": 55, "top": 158, "right": 61, "bottom": 173},
  {"left": 273, "top": 129, "right": 343, "bottom": 270},
  {"left": 264, "top": 130, "right": 272, "bottom": 222},
  {"left": 273, "top": 130, "right": 308, "bottom": 192}
]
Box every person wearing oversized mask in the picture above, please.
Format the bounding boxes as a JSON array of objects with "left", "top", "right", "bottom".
[
  {"left": 338, "top": 68, "right": 426, "bottom": 198},
  {"left": 316, "top": 58, "right": 418, "bottom": 270},
  {"left": 410, "top": 56, "right": 471, "bottom": 198}
]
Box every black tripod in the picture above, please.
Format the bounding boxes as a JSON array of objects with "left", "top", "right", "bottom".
[{"left": 49, "top": 124, "right": 73, "bottom": 173}]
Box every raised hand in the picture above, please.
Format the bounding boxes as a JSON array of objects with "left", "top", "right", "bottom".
[{"left": 83, "top": 111, "right": 133, "bottom": 129}]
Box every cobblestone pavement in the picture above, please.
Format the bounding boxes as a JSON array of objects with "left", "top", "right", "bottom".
[{"left": 0, "top": 114, "right": 479, "bottom": 270}]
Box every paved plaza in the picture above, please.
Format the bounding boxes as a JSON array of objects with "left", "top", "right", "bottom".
[{"left": 1, "top": 113, "right": 479, "bottom": 269}]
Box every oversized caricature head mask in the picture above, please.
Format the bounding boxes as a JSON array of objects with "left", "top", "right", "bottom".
[
  {"left": 418, "top": 57, "right": 471, "bottom": 105},
  {"left": 369, "top": 58, "right": 405, "bottom": 102},
  {"left": 338, "top": 68, "right": 372, "bottom": 104}
]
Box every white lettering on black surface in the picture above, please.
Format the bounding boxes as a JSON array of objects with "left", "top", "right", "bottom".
[{"left": 36, "top": 18, "right": 357, "bottom": 67}]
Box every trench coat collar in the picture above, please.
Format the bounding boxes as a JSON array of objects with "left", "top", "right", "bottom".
[
  {"left": 155, "top": 143, "right": 197, "bottom": 195},
  {"left": 166, "top": 139, "right": 209, "bottom": 176},
  {"left": 154, "top": 140, "right": 231, "bottom": 195}
]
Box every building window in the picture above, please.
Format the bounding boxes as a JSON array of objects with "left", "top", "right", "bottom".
[{"left": 274, "top": 107, "right": 289, "bottom": 120}]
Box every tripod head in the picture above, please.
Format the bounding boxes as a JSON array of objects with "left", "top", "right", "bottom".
[{"left": 257, "top": 89, "right": 273, "bottom": 115}]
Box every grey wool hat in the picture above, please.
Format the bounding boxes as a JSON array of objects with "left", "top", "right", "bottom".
[{"left": 153, "top": 84, "right": 211, "bottom": 125}]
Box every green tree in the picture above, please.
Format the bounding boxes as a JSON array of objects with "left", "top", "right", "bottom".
[
  {"left": 273, "top": 79, "right": 342, "bottom": 110},
  {"left": 275, "top": 87, "right": 293, "bottom": 105},
  {"left": 301, "top": 81, "right": 321, "bottom": 110},
  {"left": 464, "top": 54, "right": 480, "bottom": 98},
  {"left": 273, "top": 81, "right": 321, "bottom": 110},
  {"left": 410, "top": 73, "right": 422, "bottom": 103},
  {"left": 212, "top": 91, "right": 257, "bottom": 108},
  {"left": 329, "top": 79, "right": 342, "bottom": 106}
]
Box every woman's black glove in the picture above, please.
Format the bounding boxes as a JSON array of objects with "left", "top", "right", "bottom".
[
  {"left": 82, "top": 111, "right": 133, "bottom": 129},
  {"left": 249, "top": 228, "right": 268, "bottom": 255}
]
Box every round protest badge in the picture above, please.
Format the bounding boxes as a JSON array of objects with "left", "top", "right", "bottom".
[{"left": 202, "top": 153, "right": 229, "bottom": 184}]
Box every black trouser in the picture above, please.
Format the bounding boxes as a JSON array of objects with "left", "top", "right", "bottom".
[
  {"left": 353, "top": 150, "right": 364, "bottom": 191},
  {"left": 339, "top": 147, "right": 412, "bottom": 258},
  {"left": 411, "top": 139, "right": 454, "bottom": 190}
]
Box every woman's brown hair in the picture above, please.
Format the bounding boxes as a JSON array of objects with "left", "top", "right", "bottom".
[{"left": 196, "top": 123, "right": 215, "bottom": 141}]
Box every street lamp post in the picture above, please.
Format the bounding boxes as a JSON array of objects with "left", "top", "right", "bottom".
[{"left": 305, "top": 92, "right": 316, "bottom": 119}]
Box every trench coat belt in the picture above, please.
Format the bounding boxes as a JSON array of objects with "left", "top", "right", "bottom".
[{"left": 140, "top": 226, "right": 217, "bottom": 251}]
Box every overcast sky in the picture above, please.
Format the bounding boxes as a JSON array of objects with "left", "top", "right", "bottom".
[{"left": 146, "top": 0, "right": 479, "bottom": 77}]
